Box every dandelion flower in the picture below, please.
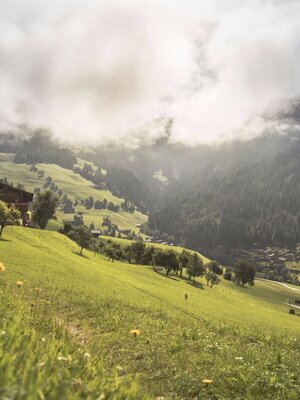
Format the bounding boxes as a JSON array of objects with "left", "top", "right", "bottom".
[
  {"left": 16, "top": 280, "right": 24, "bottom": 287},
  {"left": 130, "top": 329, "right": 141, "bottom": 336},
  {"left": 84, "top": 352, "right": 91, "bottom": 359},
  {"left": 202, "top": 378, "right": 213, "bottom": 385},
  {"left": 0, "top": 263, "right": 6, "bottom": 273}
]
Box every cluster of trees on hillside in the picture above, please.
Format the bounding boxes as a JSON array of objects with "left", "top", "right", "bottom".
[
  {"left": 29, "top": 165, "right": 45, "bottom": 178},
  {"left": 73, "top": 196, "right": 121, "bottom": 213},
  {"left": 73, "top": 164, "right": 142, "bottom": 213},
  {"left": 67, "top": 230, "right": 217, "bottom": 284},
  {"left": 13, "top": 130, "right": 76, "bottom": 169},
  {"left": 73, "top": 162, "right": 105, "bottom": 186},
  {"left": 98, "top": 240, "right": 223, "bottom": 286},
  {"left": 66, "top": 229, "right": 256, "bottom": 287}
]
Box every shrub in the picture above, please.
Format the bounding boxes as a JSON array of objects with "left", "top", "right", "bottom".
[{"left": 289, "top": 309, "right": 295, "bottom": 315}]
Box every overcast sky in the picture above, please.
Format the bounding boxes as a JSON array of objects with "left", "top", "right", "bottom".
[{"left": 1, "top": 0, "right": 300, "bottom": 144}]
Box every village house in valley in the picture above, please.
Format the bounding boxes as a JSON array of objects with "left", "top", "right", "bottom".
[{"left": 0, "top": 181, "right": 34, "bottom": 226}]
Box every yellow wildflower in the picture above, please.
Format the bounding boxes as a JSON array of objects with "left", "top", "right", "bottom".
[
  {"left": 130, "top": 329, "right": 141, "bottom": 336},
  {"left": 0, "top": 263, "right": 6, "bottom": 273},
  {"left": 16, "top": 280, "right": 24, "bottom": 287},
  {"left": 202, "top": 378, "right": 213, "bottom": 385}
]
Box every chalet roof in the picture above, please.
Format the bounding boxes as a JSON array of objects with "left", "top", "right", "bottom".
[
  {"left": 0, "top": 181, "right": 34, "bottom": 198},
  {"left": 118, "top": 229, "right": 131, "bottom": 233},
  {"left": 62, "top": 219, "right": 74, "bottom": 225}
]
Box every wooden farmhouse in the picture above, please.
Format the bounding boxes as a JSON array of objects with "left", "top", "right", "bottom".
[{"left": 0, "top": 181, "right": 34, "bottom": 226}]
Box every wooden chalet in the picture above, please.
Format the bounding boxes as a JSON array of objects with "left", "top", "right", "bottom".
[{"left": 0, "top": 181, "right": 34, "bottom": 226}]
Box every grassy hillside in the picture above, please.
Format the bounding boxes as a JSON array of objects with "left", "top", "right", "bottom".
[
  {"left": 0, "top": 226, "right": 299, "bottom": 399},
  {"left": 0, "top": 154, "right": 147, "bottom": 232}
]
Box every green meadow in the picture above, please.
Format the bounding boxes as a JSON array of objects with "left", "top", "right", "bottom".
[
  {"left": 0, "top": 155, "right": 147, "bottom": 232},
  {"left": 1, "top": 227, "right": 299, "bottom": 399}
]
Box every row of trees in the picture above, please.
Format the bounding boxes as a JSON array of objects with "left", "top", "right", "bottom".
[
  {"left": 64, "top": 227, "right": 227, "bottom": 287},
  {"left": 1, "top": 197, "right": 256, "bottom": 289},
  {"left": 66, "top": 227, "right": 218, "bottom": 284},
  {"left": 73, "top": 162, "right": 105, "bottom": 186}
]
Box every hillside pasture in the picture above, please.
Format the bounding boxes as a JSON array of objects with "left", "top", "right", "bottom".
[
  {"left": 0, "top": 157, "right": 147, "bottom": 232},
  {"left": 0, "top": 227, "right": 299, "bottom": 399}
]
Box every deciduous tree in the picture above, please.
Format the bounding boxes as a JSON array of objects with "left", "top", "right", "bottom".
[
  {"left": 186, "top": 253, "right": 204, "bottom": 282},
  {"left": 32, "top": 191, "right": 58, "bottom": 229},
  {"left": 233, "top": 260, "right": 255, "bottom": 286},
  {"left": 0, "top": 201, "right": 21, "bottom": 237},
  {"left": 68, "top": 225, "right": 93, "bottom": 255}
]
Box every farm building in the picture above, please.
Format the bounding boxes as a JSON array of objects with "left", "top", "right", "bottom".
[
  {"left": 118, "top": 229, "right": 132, "bottom": 235},
  {"left": 0, "top": 181, "right": 34, "bottom": 226},
  {"left": 91, "top": 229, "right": 101, "bottom": 238}
]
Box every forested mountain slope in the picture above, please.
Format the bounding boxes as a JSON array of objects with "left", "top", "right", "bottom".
[{"left": 148, "top": 133, "right": 300, "bottom": 251}]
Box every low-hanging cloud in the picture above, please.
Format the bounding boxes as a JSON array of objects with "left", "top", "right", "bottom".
[{"left": 1, "top": 0, "right": 300, "bottom": 145}]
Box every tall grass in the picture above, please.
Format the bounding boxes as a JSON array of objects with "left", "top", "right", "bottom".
[
  {"left": 0, "top": 227, "right": 299, "bottom": 399},
  {"left": 0, "top": 281, "right": 147, "bottom": 399}
]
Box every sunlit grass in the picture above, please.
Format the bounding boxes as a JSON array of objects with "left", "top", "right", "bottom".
[{"left": 0, "top": 226, "right": 299, "bottom": 399}]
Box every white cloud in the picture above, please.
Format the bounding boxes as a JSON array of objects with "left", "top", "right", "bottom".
[{"left": 0, "top": 0, "right": 300, "bottom": 144}]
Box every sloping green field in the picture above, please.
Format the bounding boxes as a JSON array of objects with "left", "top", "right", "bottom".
[
  {"left": 0, "top": 155, "right": 147, "bottom": 231},
  {"left": 0, "top": 227, "right": 299, "bottom": 399}
]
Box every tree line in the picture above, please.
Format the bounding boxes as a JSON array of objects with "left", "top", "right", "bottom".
[
  {"left": 67, "top": 227, "right": 222, "bottom": 286},
  {"left": 66, "top": 226, "right": 255, "bottom": 287}
]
